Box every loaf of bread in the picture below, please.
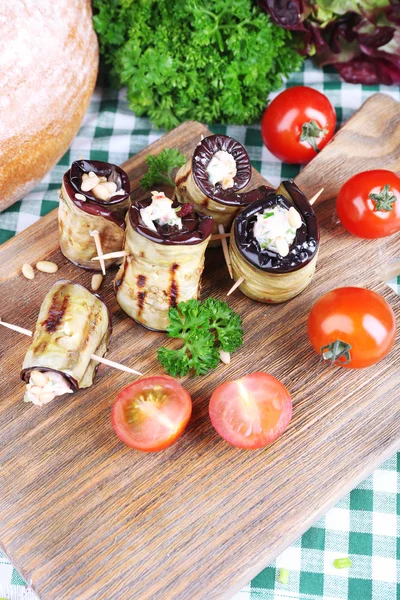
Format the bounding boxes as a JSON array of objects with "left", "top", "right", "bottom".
[{"left": 0, "top": 1, "right": 99, "bottom": 212}]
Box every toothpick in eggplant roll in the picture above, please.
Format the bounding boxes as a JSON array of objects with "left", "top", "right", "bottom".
[
  {"left": 175, "top": 135, "right": 271, "bottom": 240},
  {"left": 115, "top": 191, "right": 214, "bottom": 331},
  {"left": 21, "top": 280, "right": 111, "bottom": 406},
  {"left": 229, "top": 181, "right": 320, "bottom": 303},
  {"left": 59, "top": 160, "right": 130, "bottom": 270}
]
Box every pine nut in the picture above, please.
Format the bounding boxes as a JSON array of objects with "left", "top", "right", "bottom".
[
  {"left": 275, "top": 236, "right": 289, "bottom": 257},
  {"left": 82, "top": 173, "right": 89, "bottom": 181},
  {"left": 88, "top": 171, "right": 96, "bottom": 178},
  {"left": 98, "top": 176, "right": 108, "bottom": 183},
  {"left": 81, "top": 174, "right": 100, "bottom": 192},
  {"left": 38, "top": 391, "right": 56, "bottom": 404},
  {"left": 29, "top": 386, "right": 43, "bottom": 396},
  {"left": 22, "top": 263, "right": 34, "bottom": 280},
  {"left": 91, "top": 273, "right": 103, "bottom": 291},
  {"left": 36, "top": 261, "right": 58, "bottom": 274},
  {"left": 75, "top": 193, "right": 86, "bottom": 201},
  {"left": 92, "top": 184, "right": 111, "bottom": 201},
  {"left": 219, "top": 349, "right": 231, "bottom": 364},
  {"left": 103, "top": 181, "right": 117, "bottom": 195},
  {"left": 288, "top": 207, "right": 302, "bottom": 229},
  {"left": 30, "top": 371, "right": 48, "bottom": 387}
]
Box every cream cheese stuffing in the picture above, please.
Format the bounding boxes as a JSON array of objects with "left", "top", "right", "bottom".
[
  {"left": 206, "top": 150, "right": 237, "bottom": 190},
  {"left": 253, "top": 205, "right": 302, "bottom": 257},
  {"left": 140, "top": 191, "right": 183, "bottom": 231}
]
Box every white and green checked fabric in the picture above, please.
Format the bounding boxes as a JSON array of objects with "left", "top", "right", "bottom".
[{"left": 0, "top": 60, "right": 398, "bottom": 600}]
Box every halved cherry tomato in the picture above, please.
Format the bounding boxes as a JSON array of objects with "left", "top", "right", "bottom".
[
  {"left": 261, "top": 86, "right": 336, "bottom": 164},
  {"left": 307, "top": 287, "right": 396, "bottom": 369},
  {"left": 336, "top": 170, "right": 400, "bottom": 238},
  {"left": 112, "top": 376, "right": 192, "bottom": 451},
  {"left": 209, "top": 372, "right": 292, "bottom": 449}
]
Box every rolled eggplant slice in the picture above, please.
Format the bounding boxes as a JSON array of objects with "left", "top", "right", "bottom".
[
  {"left": 59, "top": 160, "right": 130, "bottom": 270},
  {"left": 229, "top": 181, "right": 320, "bottom": 303},
  {"left": 115, "top": 193, "right": 213, "bottom": 331},
  {"left": 21, "top": 280, "right": 111, "bottom": 406},
  {"left": 175, "top": 135, "right": 271, "bottom": 238}
]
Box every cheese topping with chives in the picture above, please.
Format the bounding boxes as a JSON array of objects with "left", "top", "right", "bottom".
[
  {"left": 206, "top": 150, "right": 237, "bottom": 190},
  {"left": 140, "top": 191, "right": 183, "bottom": 232},
  {"left": 253, "top": 205, "right": 301, "bottom": 256}
]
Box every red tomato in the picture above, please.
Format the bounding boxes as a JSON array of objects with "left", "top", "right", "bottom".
[
  {"left": 261, "top": 86, "right": 336, "bottom": 164},
  {"left": 209, "top": 372, "right": 292, "bottom": 449},
  {"left": 336, "top": 170, "right": 400, "bottom": 238},
  {"left": 308, "top": 287, "right": 396, "bottom": 369},
  {"left": 112, "top": 376, "right": 192, "bottom": 451}
]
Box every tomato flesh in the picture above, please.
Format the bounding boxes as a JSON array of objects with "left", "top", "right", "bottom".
[
  {"left": 261, "top": 86, "right": 336, "bottom": 164},
  {"left": 209, "top": 372, "right": 292, "bottom": 449},
  {"left": 112, "top": 376, "right": 192, "bottom": 451},
  {"left": 307, "top": 287, "right": 396, "bottom": 369},
  {"left": 336, "top": 170, "right": 400, "bottom": 238}
]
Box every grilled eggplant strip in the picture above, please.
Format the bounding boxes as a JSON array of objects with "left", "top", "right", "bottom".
[
  {"left": 115, "top": 199, "right": 213, "bottom": 331},
  {"left": 175, "top": 134, "right": 273, "bottom": 242},
  {"left": 59, "top": 160, "right": 130, "bottom": 270},
  {"left": 21, "top": 280, "right": 111, "bottom": 391},
  {"left": 229, "top": 181, "right": 320, "bottom": 304}
]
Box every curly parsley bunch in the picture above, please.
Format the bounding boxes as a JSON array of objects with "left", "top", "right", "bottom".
[{"left": 93, "top": 0, "right": 303, "bottom": 130}]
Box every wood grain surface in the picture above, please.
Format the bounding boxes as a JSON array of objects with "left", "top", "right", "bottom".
[{"left": 1, "top": 95, "right": 399, "bottom": 600}]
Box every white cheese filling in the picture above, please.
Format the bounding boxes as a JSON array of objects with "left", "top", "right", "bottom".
[
  {"left": 140, "top": 191, "right": 182, "bottom": 232},
  {"left": 24, "top": 370, "right": 73, "bottom": 407},
  {"left": 206, "top": 150, "right": 237, "bottom": 190},
  {"left": 253, "top": 205, "right": 301, "bottom": 257}
]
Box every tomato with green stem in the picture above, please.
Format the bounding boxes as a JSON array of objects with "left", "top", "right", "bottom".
[
  {"left": 336, "top": 170, "right": 400, "bottom": 238},
  {"left": 261, "top": 86, "right": 336, "bottom": 164},
  {"left": 112, "top": 376, "right": 192, "bottom": 451},
  {"left": 209, "top": 372, "right": 292, "bottom": 449},
  {"left": 307, "top": 287, "right": 396, "bottom": 369}
]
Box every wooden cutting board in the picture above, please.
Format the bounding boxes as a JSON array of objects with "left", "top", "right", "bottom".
[{"left": 0, "top": 93, "right": 399, "bottom": 600}]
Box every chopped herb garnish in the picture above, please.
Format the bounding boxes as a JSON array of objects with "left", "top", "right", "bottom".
[
  {"left": 278, "top": 568, "right": 289, "bottom": 584},
  {"left": 263, "top": 211, "right": 274, "bottom": 218},
  {"left": 333, "top": 557, "right": 352, "bottom": 569}
]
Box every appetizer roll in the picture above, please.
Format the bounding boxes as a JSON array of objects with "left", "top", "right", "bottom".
[
  {"left": 175, "top": 134, "right": 268, "bottom": 238},
  {"left": 59, "top": 159, "right": 130, "bottom": 270},
  {"left": 21, "top": 280, "right": 111, "bottom": 406},
  {"left": 229, "top": 181, "right": 319, "bottom": 303},
  {"left": 115, "top": 191, "right": 213, "bottom": 331}
]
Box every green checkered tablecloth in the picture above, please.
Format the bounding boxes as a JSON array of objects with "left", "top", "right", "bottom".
[{"left": 0, "top": 60, "right": 399, "bottom": 600}]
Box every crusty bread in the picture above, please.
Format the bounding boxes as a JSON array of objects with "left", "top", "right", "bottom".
[{"left": 0, "top": 0, "right": 99, "bottom": 212}]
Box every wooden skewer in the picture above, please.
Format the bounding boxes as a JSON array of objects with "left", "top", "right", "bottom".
[
  {"left": 227, "top": 276, "right": 245, "bottom": 297},
  {"left": 211, "top": 232, "right": 231, "bottom": 242},
  {"left": 90, "top": 230, "right": 106, "bottom": 275},
  {"left": 309, "top": 187, "right": 324, "bottom": 206},
  {"left": 0, "top": 319, "right": 142, "bottom": 376},
  {"left": 92, "top": 250, "right": 129, "bottom": 262},
  {"left": 218, "top": 223, "right": 233, "bottom": 279}
]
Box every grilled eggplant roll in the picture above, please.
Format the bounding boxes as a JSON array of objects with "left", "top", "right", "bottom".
[
  {"left": 175, "top": 135, "right": 271, "bottom": 240},
  {"left": 59, "top": 159, "right": 130, "bottom": 270},
  {"left": 229, "top": 181, "right": 320, "bottom": 303},
  {"left": 115, "top": 191, "right": 213, "bottom": 331},
  {"left": 21, "top": 280, "right": 111, "bottom": 406}
]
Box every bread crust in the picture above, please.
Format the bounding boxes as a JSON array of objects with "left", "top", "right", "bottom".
[{"left": 0, "top": 0, "right": 99, "bottom": 212}]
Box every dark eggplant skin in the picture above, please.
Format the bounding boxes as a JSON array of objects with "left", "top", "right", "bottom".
[
  {"left": 234, "top": 181, "right": 319, "bottom": 274},
  {"left": 63, "top": 160, "right": 131, "bottom": 228},
  {"left": 21, "top": 280, "right": 112, "bottom": 390},
  {"left": 129, "top": 198, "right": 214, "bottom": 245}
]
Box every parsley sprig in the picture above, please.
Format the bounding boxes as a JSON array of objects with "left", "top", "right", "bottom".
[
  {"left": 93, "top": 0, "right": 303, "bottom": 130},
  {"left": 140, "top": 148, "right": 186, "bottom": 190},
  {"left": 157, "top": 298, "right": 243, "bottom": 377}
]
